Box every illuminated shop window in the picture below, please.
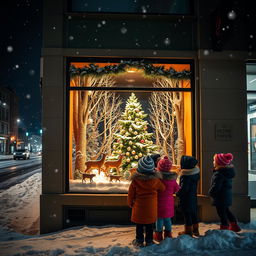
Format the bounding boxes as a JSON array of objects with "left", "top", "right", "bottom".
[{"left": 68, "top": 59, "right": 193, "bottom": 193}]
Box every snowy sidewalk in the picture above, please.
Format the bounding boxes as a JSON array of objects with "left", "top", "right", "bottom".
[
  {"left": 0, "top": 155, "right": 13, "bottom": 161},
  {"left": 0, "top": 173, "right": 256, "bottom": 256}
]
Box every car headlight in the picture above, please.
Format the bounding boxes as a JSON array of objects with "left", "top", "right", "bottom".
[{"left": 22, "top": 153, "right": 26, "bottom": 155}]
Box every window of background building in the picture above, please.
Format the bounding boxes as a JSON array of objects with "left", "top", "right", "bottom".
[
  {"left": 67, "top": 58, "right": 193, "bottom": 193},
  {"left": 247, "top": 62, "right": 256, "bottom": 199},
  {"left": 68, "top": 0, "right": 193, "bottom": 14}
]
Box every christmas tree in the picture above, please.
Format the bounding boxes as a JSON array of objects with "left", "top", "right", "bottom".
[{"left": 112, "top": 93, "right": 158, "bottom": 172}]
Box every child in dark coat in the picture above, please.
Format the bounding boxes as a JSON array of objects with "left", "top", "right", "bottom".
[
  {"left": 176, "top": 155, "right": 200, "bottom": 236},
  {"left": 209, "top": 153, "right": 241, "bottom": 232},
  {"left": 127, "top": 156, "right": 165, "bottom": 247},
  {"left": 154, "top": 156, "right": 180, "bottom": 242}
]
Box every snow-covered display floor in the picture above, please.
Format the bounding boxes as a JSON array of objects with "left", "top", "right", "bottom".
[
  {"left": 69, "top": 179, "right": 130, "bottom": 193},
  {"left": 1, "top": 173, "right": 256, "bottom": 256}
]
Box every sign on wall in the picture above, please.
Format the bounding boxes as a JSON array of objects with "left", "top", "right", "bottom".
[{"left": 215, "top": 123, "right": 233, "bottom": 141}]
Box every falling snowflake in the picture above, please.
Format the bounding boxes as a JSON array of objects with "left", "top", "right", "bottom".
[
  {"left": 26, "top": 94, "right": 31, "bottom": 99},
  {"left": 54, "top": 169, "right": 59, "bottom": 173},
  {"left": 250, "top": 35, "right": 254, "bottom": 39},
  {"left": 227, "top": 10, "right": 236, "bottom": 20},
  {"left": 66, "top": 219, "right": 70, "bottom": 223},
  {"left": 68, "top": 15, "right": 72, "bottom": 20},
  {"left": 15, "top": 64, "right": 19, "bottom": 69},
  {"left": 164, "top": 38, "right": 171, "bottom": 46},
  {"left": 69, "top": 35, "right": 74, "bottom": 40},
  {"left": 120, "top": 27, "right": 127, "bottom": 34},
  {"left": 7, "top": 46, "right": 13, "bottom": 53},
  {"left": 141, "top": 6, "right": 147, "bottom": 13},
  {"left": 203, "top": 50, "right": 210, "bottom": 55},
  {"left": 52, "top": 26, "right": 56, "bottom": 30},
  {"left": 29, "top": 69, "right": 35, "bottom": 76},
  {"left": 102, "top": 20, "right": 106, "bottom": 25},
  {"left": 153, "top": 51, "right": 157, "bottom": 55},
  {"left": 97, "top": 23, "right": 102, "bottom": 28}
]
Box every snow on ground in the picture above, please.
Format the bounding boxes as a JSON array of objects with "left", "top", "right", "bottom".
[
  {"left": 1, "top": 173, "right": 256, "bottom": 256},
  {"left": 0, "top": 172, "right": 41, "bottom": 235}
]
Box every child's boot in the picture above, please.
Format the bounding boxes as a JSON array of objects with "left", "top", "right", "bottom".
[
  {"left": 192, "top": 223, "right": 200, "bottom": 236},
  {"left": 153, "top": 231, "right": 163, "bottom": 242},
  {"left": 228, "top": 222, "right": 241, "bottom": 232},
  {"left": 220, "top": 225, "right": 229, "bottom": 230},
  {"left": 164, "top": 230, "right": 173, "bottom": 238},
  {"left": 178, "top": 225, "right": 193, "bottom": 236}
]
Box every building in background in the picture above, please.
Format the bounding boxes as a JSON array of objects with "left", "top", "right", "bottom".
[
  {"left": 41, "top": 0, "right": 256, "bottom": 233},
  {"left": 0, "top": 87, "right": 19, "bottom": 154}
]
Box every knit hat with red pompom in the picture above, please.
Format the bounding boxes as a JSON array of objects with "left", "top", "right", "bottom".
[
  {"left": 214, "top": 153, "right": 233, "bottom": 166},
  {"left": 157, "top": 156, "right": 173, "bottom": 172}
]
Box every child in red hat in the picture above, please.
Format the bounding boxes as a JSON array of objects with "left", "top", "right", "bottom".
[
  {"left": 209, "top": 153, "right": 241, "bottom": 232},
  {"left": 153, "top": 156, "right": 180, "bottom": 242}
]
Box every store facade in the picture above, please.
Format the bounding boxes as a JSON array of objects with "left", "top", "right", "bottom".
[{"left": 41, "top": 0, "right": 254, "bottom": 233}]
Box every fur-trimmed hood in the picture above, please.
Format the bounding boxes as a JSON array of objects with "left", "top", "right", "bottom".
[
  {"left": 130, "top": 171, "right": 162, "bottom": 181},
  {"left": 179, "top": 167, "right": 200, "bottom": 176},
  {"left": 161, "top": 171, "right": 178, "bottom": 180},
  {"left": 213, "top": 165, "right": 235, "bottom": 179}
]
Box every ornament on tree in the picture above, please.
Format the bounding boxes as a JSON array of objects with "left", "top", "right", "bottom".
[
  {"left": 138, "top": 153, "right": 143, "bottom": 157},
  {"left": 129, "top": 128, "right": 133, "bottom": 132},
  {"left": 127, "top": 147, "right": 131, "bottom": 151},
  {"left": 134, "top": 131, "right": 138, "bottom": 135},
  {"left": 128, "top": 116, "right": 132, "bottom": 120},
  {"left": 129, "top": 141, "right": 133, "bottom": 145},
  {"left": 140, "top": 139, "right": 145, "bottom": 143},
  {"left": 125, "top": 132, "right": 129, "bottom": 136},
  {"left": 126, "top": 152, "right": 130, "bottom": 156},
  {"left": 121, "top": 129, "right": 125, "bottom": 134},
  {"left": 113, "top": 145, "right": 116, "bottom": 150},
  {"left": 144, "top": 126, "right": 147, "bottom": 130},
  {"left": 132, "top": 150, "right": 136, "bottom": 155},
  {"left": 135, "top": 109, "right": 139, "bottom": 112},
  {"left": 127, "top": 158, "right": 131, "bottom": 162},
  {"left": 135, "top": 155, "right": 139, "bottom": 159},
  {"left": 120, "top": 144, "right": 123, "bottom": 148},
  {"left": 149, "top": 141, "right": 153, "bottom": 145}
]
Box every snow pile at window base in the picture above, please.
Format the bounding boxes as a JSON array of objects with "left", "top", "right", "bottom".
[{"left": 1, "top": 224, "right": 256, "bottom": 256}]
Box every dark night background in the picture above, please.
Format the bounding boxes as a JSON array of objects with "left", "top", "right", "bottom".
[{"left": 0, "top": 0, "right": 42, "bottom": 134}]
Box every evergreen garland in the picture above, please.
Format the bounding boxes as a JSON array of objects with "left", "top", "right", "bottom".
[{"left": 70, "top": 60, "right": 191, "bottom": 80}]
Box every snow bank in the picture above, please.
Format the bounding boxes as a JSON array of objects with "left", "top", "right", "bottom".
[
  {"left": 1, "top": 224, "right": 256, "bottom": 256},
  {"left": 0, "top": 172, "right": 41, "bottom": 235}
]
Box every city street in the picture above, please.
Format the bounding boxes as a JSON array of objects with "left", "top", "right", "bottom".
[{"left": 0, "top": 154, "right": 41, "bottom": 190}]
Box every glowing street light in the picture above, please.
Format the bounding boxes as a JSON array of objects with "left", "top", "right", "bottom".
[{"left": 17, "top": 118, "right": 21, "bottom": 123}]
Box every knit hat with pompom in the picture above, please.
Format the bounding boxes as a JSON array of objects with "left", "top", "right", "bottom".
[
  {"left": 157, "top": 156, "right": 172, "bottom": 172},
  {"left": 214, "top": 153, "right": 233, "bottom": 166}
]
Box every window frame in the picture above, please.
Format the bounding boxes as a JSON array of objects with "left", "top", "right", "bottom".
[{"left": 65, "top": 57, "right": 195, "bottom": 193}]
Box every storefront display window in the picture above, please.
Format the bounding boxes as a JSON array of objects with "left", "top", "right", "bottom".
[
  {"left": 247, "top": 62, "right": 256, "bottom": 199},
  {"left": 68, "top": 59, "right": 193, "bottom": 193}
]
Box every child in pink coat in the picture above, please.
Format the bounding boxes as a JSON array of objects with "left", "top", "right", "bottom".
[{"left": 153, "top": 156, "right": 180, "bottom": 242}]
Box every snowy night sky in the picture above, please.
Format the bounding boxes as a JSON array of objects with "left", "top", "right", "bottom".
[{"left": 0, "top": 0, "right": 42, "bottom": 133}]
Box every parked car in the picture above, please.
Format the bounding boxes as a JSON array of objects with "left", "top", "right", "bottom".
[{"left": 13, "top": 149, "right": 30, "bottom": 160}]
